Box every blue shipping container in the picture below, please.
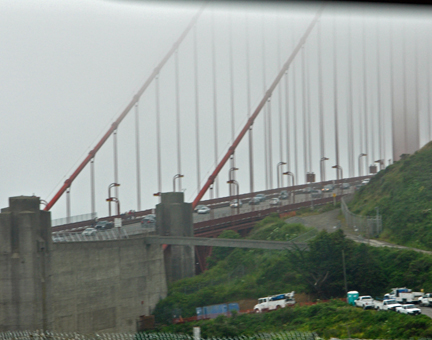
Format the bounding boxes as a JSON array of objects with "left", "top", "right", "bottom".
[{"left": 197, "top": 302, "right": 240, "bottom": 319}]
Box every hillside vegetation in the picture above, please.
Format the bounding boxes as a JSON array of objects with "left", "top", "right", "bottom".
[
  {"left": 348, "top": 141, "right": 432, "bottom": 250},
  {"left": 153, "top": 212, "right": 432, "bottom": 332}
]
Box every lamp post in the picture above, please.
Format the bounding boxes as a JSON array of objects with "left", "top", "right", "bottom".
[
  {"left": 227, "top": 179, "right": 240, "bottom": 215},
  {"left": 173, "top": 174, "right": 184, "bottom": 192},
  {"left": 320, "top": 157, "right": 329, "bottom": 181},
  {"left": 277, "top": 162, "right": 286, "bottom": 188},
  {"left": 332, "top": 165, "right": 343, "bottom": 180},
  {"left": 108, "top": 183, "right": 120, "bottom": 216},
  {"left": 375, "top": 159, "right": 384, "bottom": 170},
  {"left": 358, "top": 153, "right": 367, "bottom": 176},
  {"left": 283, "top": 171, "right": 295, "bottom": 203},
  {"left": 228, "top": 167, "right": 239, "bottom": 196},
  {"left": 106, "top": 197, "right": 120, "bottom": 216}
]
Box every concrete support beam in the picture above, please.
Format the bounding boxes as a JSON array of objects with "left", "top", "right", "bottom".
[{"left": 144, "top": 235, "right": 308, "bottom": 251}]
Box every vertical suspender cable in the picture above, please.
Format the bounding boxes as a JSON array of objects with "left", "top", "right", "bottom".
[
  {"left": 90, "top": 158, "right": 95, "bottom": 216},
  {"left": 402, "top": 21, "right": 408, "bottom": 154},
  {"left": 362, "top": 13, "right": 369, "bottom": 174},
  {"left": 293, "top": 20, "right": 299, "bottom": 185},
  {"left": 134, "top": 101, "right": 141, "bottom": 210},
  {"left": 317, "top": 19, "right": 325, "bottom": 181},
  {"left": 301, "top": 46, "right": 308, "bottom": 182},
  {"left": 113, "top": 129, "right": 119, "bottom": 199},
  {"left": 268, "top": 97, "right": 273, "bottom": 188},
  {"left": 347, "top": 13, "right": 354, "bottom": 177},
  {"left": 229, "top": 14, "right": 236, "bottom": 195},
  {"left": 414, "top": 23, "right": 420, "bottom": 151},
  {"left": 211, "top": 11, "right": 219, "bottom": 197},
  {"left": 155, "top": 74, "right": 162, "bottom": 194},
  {"left": 277, "top": 15, "right": 284, "bottom": 186},
  {"left": 333, "top": 13, "right": 340, "bottom": 180},
  {"left": 306, "top": 47, "right": 312, "bottom": 173},
  {"left": 246, "top": 12, "right": 254, "bottom": 193},
  {"left": 428, "top": 27, "right": 432, "bottom": 142},
  {"left": 175, "top": 49, "right": 182, "bottom": 191},
  {"left": 193, "top": 24, "right": 201, "bottom": 194},
  {"left": 376, "top": 17, "right": 383, "bottom": 169},
  {"left": 347, "top": 14, "right": 354, "bottom": 177},
  {"left": 389, "top": 18, "right": 396, "bottom": 164},
  {"left": 262, "top": 13, "right": 269, "bottom": 190},
  {"left": 285, "top": 69, "right": 290, "bottom": 182}
]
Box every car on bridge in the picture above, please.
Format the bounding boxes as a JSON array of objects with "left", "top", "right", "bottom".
[
  {"left": 194, "top": 205, "right": 207, "bottom": 213},
  {"left": 94, "top": 221, "right": 114, "bottom": 230},
  {"left": 230, "top": 199, "right": 243, "bottom": 208},
  {"left": 197, "top": 205, "right": 211, "bottom": 214},
  {"left": 141, "top": 215, "right": 156, "bottom": 227},
  {"left": 279, "top": 191, "right": 289, "bottom": 200},
  {"left": 254, "top": 194, "right": 267, "bottom": 202},
  {"left": 249, "top": 197, "right": 261, "bottom": 205},
  {"left": 340, "top": 182, "right": 350, "bottom": 190},
  {"left": 269, "top": 198, "right": 280, "bottom": 206},
  {"left": 322, "top": 184, "right": 335, "bottom": 192},
  {"left": 82, "top": 227, "right": 97, "bottom": 236}
]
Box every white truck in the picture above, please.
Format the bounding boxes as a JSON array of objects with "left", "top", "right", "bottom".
[
  {"left": 419, "top": 293, "right": 432, "bottom": 307},
  {"left": 385, "top": 288, "right": 423, "bottom": 304},
  {"left": 254, "top": 291, "right": 295, "bottom": 313},
  {"left": 354, "top": 295, "right": 375, "bottom": 310},
  {"left": 374, "top": 299, "right": 402, "bottom": 311}
]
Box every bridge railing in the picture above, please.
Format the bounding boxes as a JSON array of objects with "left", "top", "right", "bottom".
[
  {"left": 51, "top": 212, "right": 97, "bottom": 226},
  {"left": 341, "top": 194, "right": 382, "bottom": 237}
]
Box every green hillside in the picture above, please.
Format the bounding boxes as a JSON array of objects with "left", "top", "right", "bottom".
[{"left": 348, "top": 141, "right": 432, "bottom": 250}]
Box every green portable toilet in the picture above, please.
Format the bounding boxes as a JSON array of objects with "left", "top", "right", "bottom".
[{"left": 347, "top": 291, "right": 359, "bottom": 306}]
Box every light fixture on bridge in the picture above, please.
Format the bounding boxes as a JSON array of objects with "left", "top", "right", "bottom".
[
  {"left": 332, "top": 165, "right": 343, "bottom": 180},
  {"left": 106, "top": 197, "right": 121, "bottom": 216},
  {"left": 107, "top": 183, "right": 120, "bottom": 217},
  {"left": 173, "top": 174, "right": 184, "bottom": 192},
  {"left": 276, "top": 162, "right": 287, "bottom": 188},
  {"left": 358, "top": 153, "right": 367, "bottom": 177},
  {"left": 226, "top": 179, "right": 240, "bottom": 215},
  {"left": 320, "top": 157, "right": 329, "bottom": 182}
]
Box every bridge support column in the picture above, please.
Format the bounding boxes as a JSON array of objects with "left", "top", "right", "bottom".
[
  {"left": 0, "top": 196, "right": 52, "bottom": 331},
  {"left": 156, "top": 192, "right": 194, "bottom": 282}
]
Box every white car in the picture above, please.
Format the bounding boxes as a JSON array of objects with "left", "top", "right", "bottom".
[
  {"left": 230, "top": 199, "right": 243, "bottom": 208},
  {"left": 269, "top": 198, "right": 280, "bottom": 206},
  {"left": 396, "top": 304, "right": 421, "bottom": 315},
  {"left": 82, "top": 227, "right": 97, "bottom": 236},
  {"left": 197, "top": 205, "right": 211, "bottom": 214}
]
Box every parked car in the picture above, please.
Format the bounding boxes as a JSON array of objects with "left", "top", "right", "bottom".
[
  {"left": 249, "top": 197, "right": 261, "bottom": 205},
  {"left": 197, "top": 205, "right": 211, "bottom": 214},
  {"left": 396, "top": 304, "right": 422, "bottom": 315},
  {"left": 279, "top": 190, "right": 289, "bottom": 200},
  {"left": 94, "top": 220, "right": 114, "bottom": 230},
  {"left": 269, "top": 198, "right": 280, "bottom": 206},
  {"left": 322, "top": 184, "right": 335, "bottom": 192},
  {"left": 419, "top": 293, "right": 432, "bottom": 307},
  {"left": 82, "top": 227, "right": 97, "bottom": 236},
  {"left": 355, "top": 296, "right": 375, "bottom": 310},
  {"left": 254, "top": 194, "right": 267, "bottom": 202},
  {"left": 230, "top": 199, "right": 243, "bottom": 208}
]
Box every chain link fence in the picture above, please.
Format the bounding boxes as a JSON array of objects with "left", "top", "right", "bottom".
[
  {"left": 52, "top": 212, "right": 97, "bottom": 227},
  {"left": 341, "top": 194, "right": 382, "bottom": 238},
  {"left": 0, "top": 331, "right": 318, "bottom": 340}
]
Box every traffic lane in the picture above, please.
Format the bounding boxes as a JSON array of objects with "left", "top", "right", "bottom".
[
  {"left": 192, "top": 190, "right": 345, "bottom": 223},
  {"left": 420, "top": 306, "right": 432, "bottom": 318}
]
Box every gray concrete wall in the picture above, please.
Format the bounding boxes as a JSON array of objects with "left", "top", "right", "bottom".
[
  {"left": 0, "top": 196, "right": 52, "bottom": 331},
  {"left": 0, "top": 196, "right": 168, "bottom": 333},
  {"left": 156, "top": 192, "right": 194, "bottom": 283},
  {"left": 50, "top": 238, "right": 167, "bottom": 333}
]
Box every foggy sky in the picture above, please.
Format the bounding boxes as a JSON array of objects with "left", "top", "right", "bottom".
[{"left": 1, "top": 0, "right": 431, "bottom": 220}]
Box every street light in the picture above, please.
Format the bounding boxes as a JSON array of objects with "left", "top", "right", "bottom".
[
  {"left": 320, "top": 157, "right": 329, "bottom": 181},
  {"left": 227, "top": 179, "right": 240, "bottom": 215},
  {"left": 283, "top": 171, "right": 295, "bottom": 203},
  {"left": 358, "top": 153, "right": 367, "bottom": 176},
  {"left": 375, "top": 159, "right": 384, "bottom": 170},
  {"left": 108, "top": 183, "right": 120, "bottom": 216},
  {"left": 173, "top": 174, "right": 184, "bottom": 192},
  {"left": 106, "top": 197, "right": 120, "bottom": 216},
  {"left": 276, "top": 162, "right": 286, "bottom": 188},
  {"left": 332, "top": 165, "right": 343, "bottom": 180},
  {"left": 229, "top": 167, "right": 239, "bottom": 196}
]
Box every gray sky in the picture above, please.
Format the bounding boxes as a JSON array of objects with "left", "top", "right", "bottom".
[{"left": 1, "top": 0, "right": 432, "bottom": 220}]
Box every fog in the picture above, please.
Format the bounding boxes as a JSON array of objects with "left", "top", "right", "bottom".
[{"left": 1, "top": 1, "right": 431, "bottom": 219}]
